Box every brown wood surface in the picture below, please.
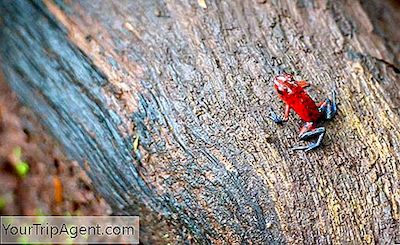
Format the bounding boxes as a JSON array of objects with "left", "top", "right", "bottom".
[{"left": 1, "top": 0, "right": 399, "bottom": 244}]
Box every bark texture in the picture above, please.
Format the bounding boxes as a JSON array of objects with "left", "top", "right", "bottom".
[{"left": 0, "top": 0, "right": 399, "bottom": 244}]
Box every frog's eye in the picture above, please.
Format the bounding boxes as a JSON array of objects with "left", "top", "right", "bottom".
[{"left": 285, "top": 74, "right": 293, "bottom": 81}]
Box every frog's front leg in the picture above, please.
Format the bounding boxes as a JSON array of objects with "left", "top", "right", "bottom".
[
  {"left": 269, "top": 104, "right": 290, "bottom": 124},
  {"left": 292, "top": 122, "right": 325, "bottom": 152}
]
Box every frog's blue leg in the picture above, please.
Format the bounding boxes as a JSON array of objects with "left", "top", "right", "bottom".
[
  {"left": 269, "top": 109, "right": 283, "bottom": 124},
  {"left": 318, "top": 91, "right": 337, "bottom": 120},
  {"left": 269, "top": 105, "right": 290, "bottom": 124},
  {"left": 292, "top": 126, "right": 325, "bottom": 152}
]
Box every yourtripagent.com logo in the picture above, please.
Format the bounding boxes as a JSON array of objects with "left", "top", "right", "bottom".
[{"left": 0, "top": 216, "right": 139, "bottom": 244}]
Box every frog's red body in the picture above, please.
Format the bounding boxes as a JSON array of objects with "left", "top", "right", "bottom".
[
  {"left": 274, "top": 77, "right": 321, "bottom": 122},
  {"left": 270, "top": 73, "right": 337, "bottom": 152}
]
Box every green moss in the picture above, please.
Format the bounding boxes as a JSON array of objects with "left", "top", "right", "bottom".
[
  {"left": 0, "top": 196, "right": 7, "bottom": 210},
  {"left": 133, "top": 135, "right": 140, "bottom": 152},
  {"left": 15, "top": 161, "right": 29, "bottom": 177},
  {"left": 13, "top": 146, "right": 22, "bottom": 159},
  {"left": 12, "top": 147, "right": 30, "bottom": 178}
]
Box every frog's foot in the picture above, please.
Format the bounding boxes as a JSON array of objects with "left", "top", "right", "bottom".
[
  {"left": 292, "top": 127, "right": 325, "bottom": 152},
  {"left": 318, "top": 91, "right": 337, "bottom": 120},
  {"left": 268, "top": 109, "right": 284, "bottom": 124}
]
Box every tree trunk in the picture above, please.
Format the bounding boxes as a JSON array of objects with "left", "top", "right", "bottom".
[{"left": 1, "top": 0, "right": 399, "bottom": 243}]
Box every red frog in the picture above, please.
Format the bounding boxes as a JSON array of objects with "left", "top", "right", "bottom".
[{"left": 269, "top": 73, "right": 337, "bottom": 152}]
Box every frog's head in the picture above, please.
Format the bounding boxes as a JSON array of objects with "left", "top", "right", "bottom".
[{"left": 274, "top": 73, "right": 295, "bottom": 95}]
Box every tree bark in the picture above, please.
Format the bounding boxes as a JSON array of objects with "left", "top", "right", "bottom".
[{"left": 1, "top": 0, "right": 399, "bottom": 244}]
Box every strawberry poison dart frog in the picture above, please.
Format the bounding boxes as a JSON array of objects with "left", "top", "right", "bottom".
[{"left": 269, "top": 73, "right": 337, "bottom": 152}]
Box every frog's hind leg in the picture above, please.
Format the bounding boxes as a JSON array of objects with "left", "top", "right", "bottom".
[
  {"left": 294, "top": 91, "right": 336, "bottom": 152},
  {"left": 318, "top": 91, "right": 337, "bottom": 120},
  {"left": 292, "top": 123, "right": 325, "bottom": 152}
]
